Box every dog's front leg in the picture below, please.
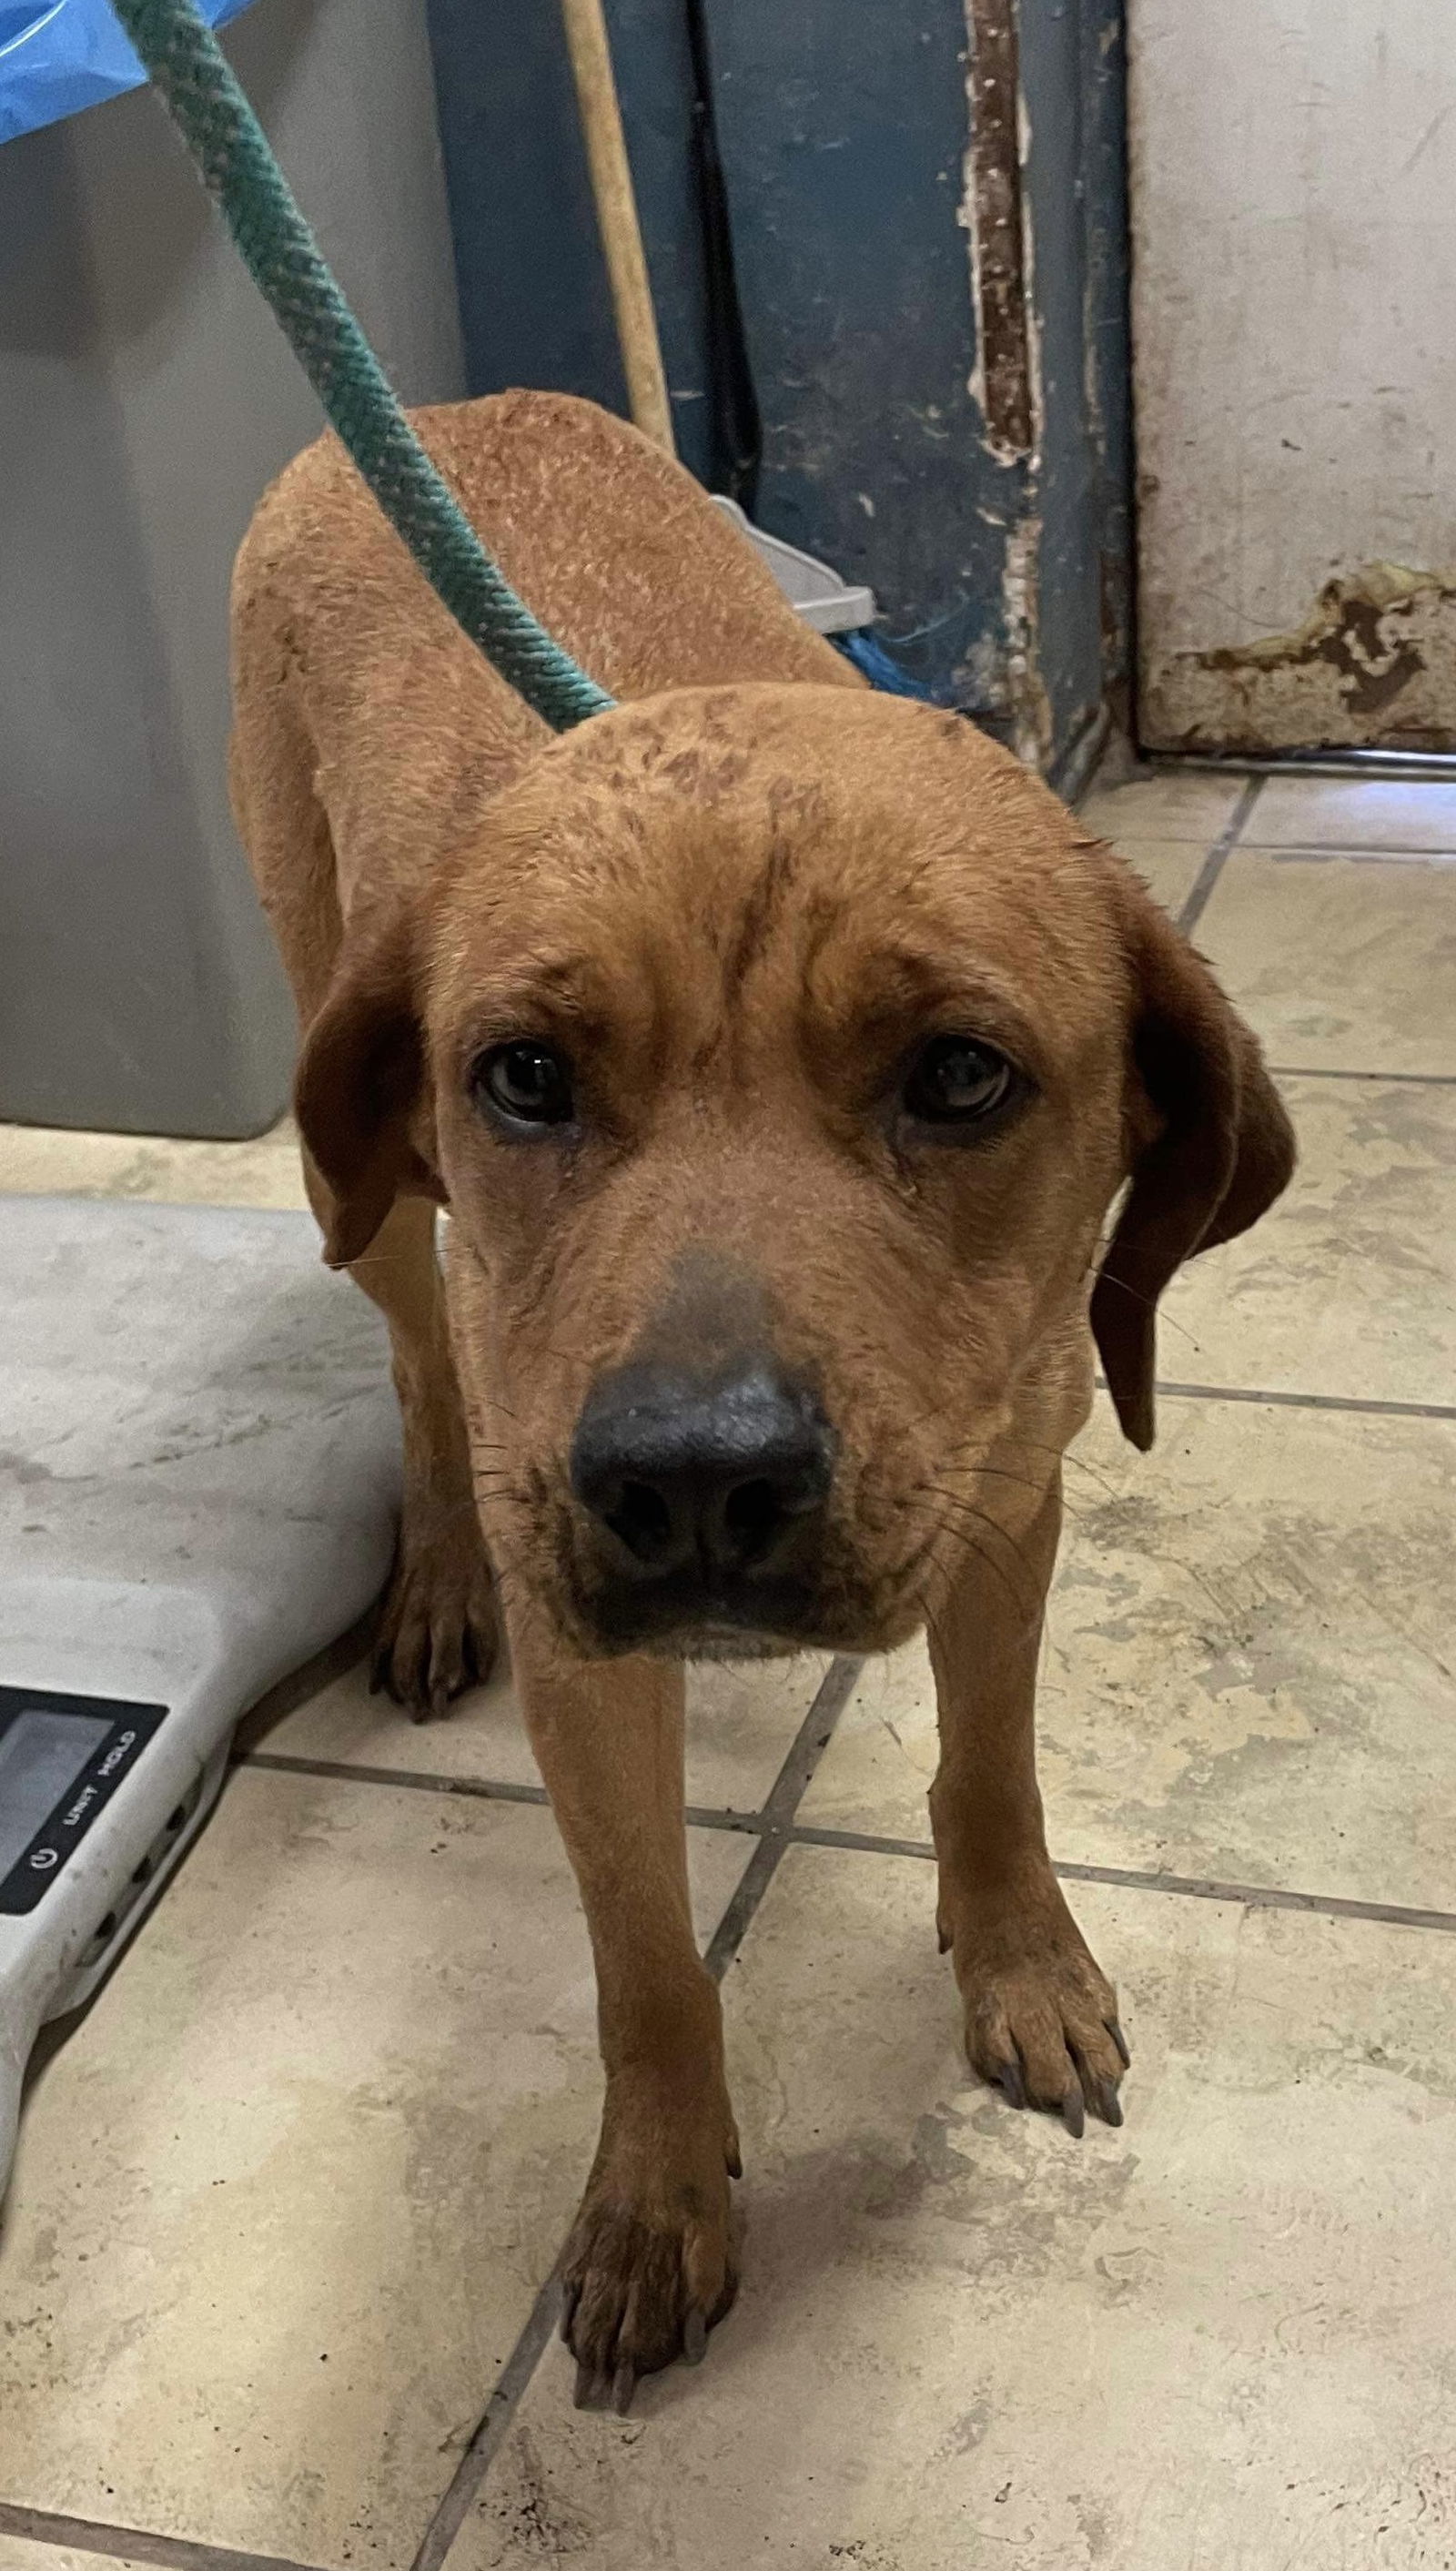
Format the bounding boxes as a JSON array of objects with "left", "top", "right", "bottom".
[
  {"left": 927, "top": 1470, "right": 1128, "bottom": 2134},
  {"left": 514, "top": 1634, "right": 739, "bottom": 2408}
]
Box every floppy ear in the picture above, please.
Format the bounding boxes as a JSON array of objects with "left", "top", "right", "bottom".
[
  {"left": 1090, "top": 880, "right": 1295, "bottom": 1452},
  {"left": 293, "top": 899, "right": 445, "bottom": 1268}
]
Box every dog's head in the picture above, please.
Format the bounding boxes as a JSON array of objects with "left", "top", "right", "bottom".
[{"left": 298, "top": 686, "right": 1293, "bottom": 1659}]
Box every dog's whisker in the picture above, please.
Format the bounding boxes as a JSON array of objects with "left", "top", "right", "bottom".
[
  {"left": 926, "top": 1521, "right": 1033, "bottom": 1604},
  {"left": 918, "top": 1479, "right": 1044, "bottom": 1584},
  {"left": 925, "top": 1459, "right": 1092, "bottom": 1536},
  {"left": 955, "top": 1432, "right": 1121, "bottom": 1500},
  {"left": 1094, "top": 1268, "right": 1205, "bottom": 1351},
  {"left": 928, "top": 1455, "right": 1084, "bottom": 1511}
]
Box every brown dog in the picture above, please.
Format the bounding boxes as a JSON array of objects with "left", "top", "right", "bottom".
[{"left": 231, "top": 390, "right": 1294, "bottom": 2406}]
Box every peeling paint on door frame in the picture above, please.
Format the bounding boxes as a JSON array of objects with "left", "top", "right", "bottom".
[
  {"left": 957, "top": 0, "right": 1055, "bottom": 763},
  {"left": 1001, "top": 514, "right": 1054, "bottom": 766},
  {"left": 960, "top": 0, "right": 1036, "bottom": 463}
]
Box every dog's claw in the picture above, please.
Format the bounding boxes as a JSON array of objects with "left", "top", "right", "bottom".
[
  {"left": 1068, "top": 2039, "right": 1124, "bottom": 2131},
  {"left": 572, "top": 2362, "right": 602, "bottom": 2411},
  {"left": 1107, "top": 2016, "right": 1131, "bottom": 2070},
  {"left": 682, "top": 2306, "right": 708, "bottom": 2366},
  {"left": 369, "top": 1535, "right": 499, "bottom": 1719},
  {"left": 1061, "top": 2082, "right": 1086, "bottom": 2140},
  {"left": 996, "top": 2059, "right": 1026, "bottom": 2110},
  {"left": 612, "top": 2362, "right": 637, "bottom": 2415}
]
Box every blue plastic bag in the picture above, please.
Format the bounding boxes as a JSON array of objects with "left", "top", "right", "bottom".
[{"left": 0, "top": 0, "right": 258, "bottom": 146}]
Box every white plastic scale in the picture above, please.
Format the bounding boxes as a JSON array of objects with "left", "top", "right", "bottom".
[{"left": 0, "top": 1195, "right": 401, "bottom": 2199}]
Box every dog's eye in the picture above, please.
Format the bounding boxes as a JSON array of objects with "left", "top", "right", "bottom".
[
  {"left": 472, "top": 1040, "right": 576, "bottom": 1129},
  {"left": 903, "top": 1035, "right": 1018, "bottom": 1125}
]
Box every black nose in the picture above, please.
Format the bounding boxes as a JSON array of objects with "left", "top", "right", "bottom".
[{"left": 570, "top": 1359, "right": 834, "bottom": 1584}]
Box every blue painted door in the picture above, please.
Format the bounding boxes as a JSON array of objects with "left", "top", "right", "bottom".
[{"left": 427, "top": 0, "right": 1130, "bottom": 784}]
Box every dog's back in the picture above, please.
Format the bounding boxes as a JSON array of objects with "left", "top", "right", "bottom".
[{"left": 229, "top": 390, "right": 858, "bottom": 1012}]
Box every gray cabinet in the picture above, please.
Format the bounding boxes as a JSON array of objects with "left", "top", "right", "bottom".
[{"left": 0, "top": 0, "right": 462, "bottom": 1137}]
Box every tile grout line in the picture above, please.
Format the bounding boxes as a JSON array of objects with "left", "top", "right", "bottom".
[
  {"left": 1053, "top": 1856, "right": 1456, "bottom": 1935},
  {"left": 1267, "top": 1063, "right": 1456, "bottom": 1088},
  {"left": 242, "top": 1750, "right": 551, "bottom": 1807},
  {"left": 1234, "top": 841, "right": 1456, "bottom": 863},
  {"left": 240, "top": 1748, "right": 768, "bottom": 1839},
  {"left": 1143, "top": 1379, "right": 1456, "bottom": 1422},
  {"left": 241, "top": 1747, "right": 1456, "bottom": 1936},
  {"left": 0, "top": 2501, "right": 326, "bottom": 2571},
  {"left": 784, "top": 1826, "right": 1456, "bottom": 1936},
  {"left": 703, "top": 1654, "right": 864, "bottom": 1976},
  {"left": 408, "top": 1654, "right": 864, "bottom": 2571},
  {"left": 1174, "top": 774, "right": 1265, "bottom": 936}
]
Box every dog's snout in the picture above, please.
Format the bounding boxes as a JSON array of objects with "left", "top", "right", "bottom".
[{"left": 570, "top": 1360, "right": 834, "bottom": 1590}]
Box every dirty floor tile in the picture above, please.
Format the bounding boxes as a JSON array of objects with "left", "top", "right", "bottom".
[
  {"left": 1197, "top": 850, "right": 1456, "bottom": 1075},
  {"left": 453, "top": 1854, "right": 1456, "bottom": 2571},
  {"left": 0, "top": 1116, "right": 308, "bottom": 1210},
  {"left": 1249, "top": 773, "right": 1456, "bottom": 854},
  {"left": 263, "top": 1648, "right": 830, "bottom": 1818},
  {"left": 1161, "top": 1074, "right": 1456, "bottom": 1403},
  {"left": 0, "top": 1769, "right": 747, "bottom": 2570},
  {"left": 802, "top": 1395, "right": 1456, "bottom": 1909},
  {"left": 1077, "top": 766, "right": 1248, "bottom": 844},
  {"left": 1103, "top": 836, "right": 1208, "bottom": 916},
  {"left": 9, "top": 764, "right": 1454, "bottom": 2571}
]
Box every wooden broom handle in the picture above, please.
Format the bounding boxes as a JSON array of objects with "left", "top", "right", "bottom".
[{"left": 558, "top": 0, "right": 676, "bottom": 453}]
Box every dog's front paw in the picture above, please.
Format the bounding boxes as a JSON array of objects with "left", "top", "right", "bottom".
[
  {"left": 943, "top": 1878, "right": 1128, "bottom": 2137},
  {"left": 370, "top": 1510, "right": 499, "bottom": 1718},
  {"left": 559, "top": 2109, "right": 740, "bottom": 2413}
]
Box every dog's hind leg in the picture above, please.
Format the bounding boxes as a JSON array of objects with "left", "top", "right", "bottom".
[
  {"left": 926, "top": 1468, "right": 1127, "bottom": 2136},
  {"left": 229, "top": 634, "right": 496, "bottom": 1715}
]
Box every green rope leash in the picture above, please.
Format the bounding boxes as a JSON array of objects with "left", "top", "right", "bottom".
[{"left": 109, "top": 0, "right": 615, "bottom": 734}]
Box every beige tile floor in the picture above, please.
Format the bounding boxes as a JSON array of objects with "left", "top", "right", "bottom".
[{"left": 2, "top": 765, "right": 1454, "bottom": 2571}]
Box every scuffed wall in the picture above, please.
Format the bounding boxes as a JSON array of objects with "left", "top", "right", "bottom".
[
  {"left": 1131, "top": 0, "right": 1456, "bottom": 754},
  {"left": 1156, "top": 566, "right": 1456, "bottom": 756}
]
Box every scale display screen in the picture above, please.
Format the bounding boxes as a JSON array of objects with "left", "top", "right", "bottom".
[
  {"left": 0, "top": 1686, "right": 167, "bottom": 1914},
  {"left": 0, "top": 1712, "right": 113, "bottom": 1876}
]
